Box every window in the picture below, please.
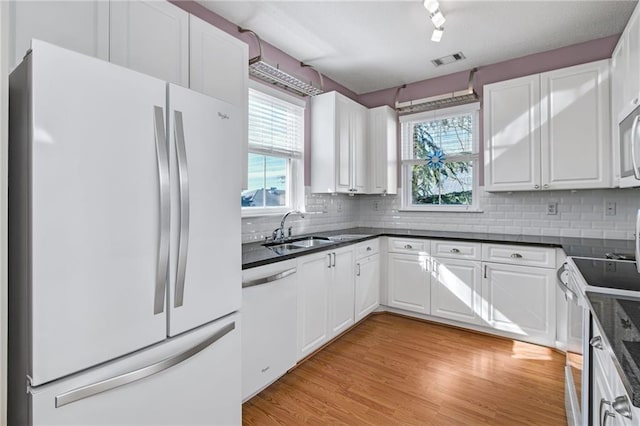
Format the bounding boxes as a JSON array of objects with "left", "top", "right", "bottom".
[
  {"left": 400, "top": 103, "right": 480, "bottom": 211},
  {"left": 242, "top": 85, "right": 305, "bottom": 215}
]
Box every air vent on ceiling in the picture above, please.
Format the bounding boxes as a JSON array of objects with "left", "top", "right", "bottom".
[{"left": 431, "top": 51, "right": 466, "bottom": 67}]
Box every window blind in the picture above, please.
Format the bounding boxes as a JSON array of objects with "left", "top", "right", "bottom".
[{"left": 248, "top": 88, "right": 304, "bottom": 158}]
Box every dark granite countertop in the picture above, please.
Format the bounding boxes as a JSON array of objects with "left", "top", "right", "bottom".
[
  {"left": 242, "top": 226, "right": 634, "bottom": 269},
  {"left": 586, "top": 292, "right": 640, "bottom": 406}
]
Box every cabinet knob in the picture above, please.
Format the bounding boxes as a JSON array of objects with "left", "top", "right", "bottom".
[
  {"left": 534, "top": 185, "right": 540, "bottom": 189},
  {"left": 510, "top": 253, "right": 523, "bottom": 259},
  {"left": 404, "top": 244, "right": 413, "bottom": 249},
  {"left": 543, "top": 184, "right": 549, "bottom": 189},
  {"left": 634, "top": 98, "right": 639, "bottom": 105},
  {"left": 450, "top": 248, "right": 461, "bottom": 254},
  {"left": 590, "top": 336, "right": 604, "bottom": 350},
  {"left": 620, "top": 318, "right": 632, "bottom": 329},
  {"left": 366, "top": 247, "right": 372, "bottom": 251},
  {"left": 217, "top": 112, "right": 230, "bottom": 120},
  {"left": 612, "top": 395, "right": 632, "bottom": 419}
]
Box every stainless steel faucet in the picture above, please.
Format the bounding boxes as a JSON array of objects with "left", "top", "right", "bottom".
[{"left": 272, "top": 210, "right": 305, "bottom": 241}]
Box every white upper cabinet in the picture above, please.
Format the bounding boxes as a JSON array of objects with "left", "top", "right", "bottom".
[
  {"left": 368, "top": 106, "right": 398, "bottom": 195},
  {"left": 9, "top": 1, "right": 109, "bottom": 70},
  {"left": 484, "top": 60, "right": 611, "bottom": 192},
  {"left": 625, "top": 7, "right": 640, "bottom": 113},
  {"left": 540, "top": 60, "right": 611, "bottom": 190},
  {"left": 484, "top": 74, "right": 541, "bottom": 192},
  {"left": 189, "top": 14, "right": 248, "bottom": 190},
  {"left": 110, "top": 1, "right": 189, "bottom": 86},
  {"left": 311, "top": 91, "right": 368, "bottom": 194}
]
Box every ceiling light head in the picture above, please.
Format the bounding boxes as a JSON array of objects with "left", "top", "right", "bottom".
[
  {"left": 423, "top": 0, "right": 439, "bottom": 13},
  {"left": 431, "top": 10, "right": 446, "bottom": 28},
  {"left": 431, "top": 27, "right": 444, "bottom": 42}
]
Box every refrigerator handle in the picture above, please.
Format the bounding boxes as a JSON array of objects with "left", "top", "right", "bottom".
[
  {"left": 54, "top": 321, "right": 236, "bottom": 408},
  {"left": 153, "top": 106, "right": 170, "bottom": 315},
  {"left": 174, "top": 110, "right": 190, "bottom": 308}
]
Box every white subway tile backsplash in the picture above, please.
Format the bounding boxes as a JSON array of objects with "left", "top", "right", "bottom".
[{"left": 242, "top": 187, "right": 640, "bottom": 242}]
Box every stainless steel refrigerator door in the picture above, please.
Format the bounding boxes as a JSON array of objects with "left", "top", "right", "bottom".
[
  {"left": 26, "top": 41, "right": 168, "bottom": 385},
  {"left": 30, "top": 313, "right": 241, "bottom": 425},
  {"left": 167, "top": 84, "right": 242, "bottom": 337}
]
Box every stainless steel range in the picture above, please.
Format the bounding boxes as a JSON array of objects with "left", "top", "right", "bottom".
[{"left": 561, "top": 256, "right": 640, "bottom": 426}]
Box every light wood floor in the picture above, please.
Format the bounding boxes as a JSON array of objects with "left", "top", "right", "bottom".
[{"left": 243, "top": 314, "right": 567, "bottom": 425}]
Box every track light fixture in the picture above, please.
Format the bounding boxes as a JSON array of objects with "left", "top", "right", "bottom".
[
  {"left": 423, "top": 0, "right": 446, "bottom": 42},
  {"left": 431, "top": 27, "right": 444, "bottom": 42}
]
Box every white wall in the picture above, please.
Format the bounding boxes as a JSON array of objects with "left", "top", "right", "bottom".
[
  {"left": 1, "top": 2, "right": 8, "bottom": 424},
  {"left": 242, "top": 187, "right": 640, "bottom": 242}
]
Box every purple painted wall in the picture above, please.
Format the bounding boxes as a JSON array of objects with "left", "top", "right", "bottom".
[{"left": 358, "top": 35, "right": 620, "bottom": 186}]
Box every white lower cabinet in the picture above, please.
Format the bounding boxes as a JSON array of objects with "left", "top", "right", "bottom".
[
  {"left": 431, "top": 258, "right": 483, "bottom": 325},
  {"left": 328, "top": 247, "right": 356, "bottom": 338},
  {"left": 296, "top": 245, "right": 357, "bottom": 361},
  {"left": 482, "top": 262, "right": 556, "bottom": 346},
  {"left": 387, "top": 252, "right": 430, "bottom": 314},
  {"left": 296, "top": 251, "right": 331, "bottom": 361},
  {"left": 355, "top": 253, "right": 380, "bottom": 322}
]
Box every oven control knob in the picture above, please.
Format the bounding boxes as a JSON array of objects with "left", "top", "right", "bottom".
[
  {"left": 612, "top": 395, "right": 633, "bottom": 419},
  {"left": 590, "top": 336, "right": 603, "bottom": 350}
]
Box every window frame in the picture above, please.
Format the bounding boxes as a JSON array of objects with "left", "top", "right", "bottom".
[
  {"left": 400, "top": 102, "right": 481, "bottom": 212},
  {"left": 242, "top": 81, "right": 305, "bottom": 218}
]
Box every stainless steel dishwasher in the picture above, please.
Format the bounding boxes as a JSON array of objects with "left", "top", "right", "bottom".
[{"left": 241, "top": 260, "right": 298, "bottom": 401}]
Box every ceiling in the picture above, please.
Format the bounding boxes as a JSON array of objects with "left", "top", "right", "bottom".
[{"left": 198, "top": 1, "right": 637, "bottom": 95}]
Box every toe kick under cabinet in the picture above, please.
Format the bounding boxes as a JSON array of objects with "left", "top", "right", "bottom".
[{"left": 386, "top": 239, "right": 557, "bottom": 347}]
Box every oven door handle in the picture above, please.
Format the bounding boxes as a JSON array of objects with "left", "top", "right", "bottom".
[{"left": 556, "top": 264, "right": 576, "bottom": 301}]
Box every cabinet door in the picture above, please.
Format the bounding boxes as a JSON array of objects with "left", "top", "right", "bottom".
[
  {"left": 482, "top": 263, "right": 555, "bottom": 346},
  {"left": 336, "top": 95, "right": 353, "bottom": 193},
  {"left": 612, "top": 39, "right": 627, "bottom": 185},
  {"left": 189, "top": 14, "right": 249, "bottom": 190},
  {"left": 352, "top": 103, "right": 368, "bottom": 193},
  {"left": 431, "top": 258, "right": 482, "bottom": 325},
  {"left": 9, "top": 1, "right": 108, "bottom": 70},
  {"left": 387, "top": 253, "right": 430, "bottom": 314},
  {"left": 540, "top": 60, "right": 611, "bottom": 190},
  {"left": 368, "top": 106, "right": 397, "bottom": 194},
  {"left": 329, "top": 247, "right": 356, "bottom": 337},
  {"left": 626, "top": 9, "right": 640, "bottom": 111},
  {"left": 297, "top": 252, "right": 331, "bottom": 360},
  {"left": 110, "top": 1, "right": 189, "bottom": 86},
  {"left": 355, "top": 254, "right": 380, "bottom": 322},
  {"left": 484, "top": 75, "right": 541, "bottom": 192}
]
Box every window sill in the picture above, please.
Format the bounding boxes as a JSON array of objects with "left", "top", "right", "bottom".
[
  {"left": 399, "top": 207, "right": 484, "bottom": 213},
  {"left": 241, "top": 208, "right": 291, "bottom": 218}
]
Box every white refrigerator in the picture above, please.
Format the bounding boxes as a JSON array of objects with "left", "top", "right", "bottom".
[{"left": 8, "top": 40, "right": 242, "bottom": 425}]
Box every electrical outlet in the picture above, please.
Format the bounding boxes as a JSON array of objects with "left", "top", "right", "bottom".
[
  {"left": 337, "top": 200, "right": 343, "bottom": 212},
  {"left": 605, "top": 261, "right": 617, "bottom": 273},
  {"left": 547, "top": 203, "right": 557, "bottom": 215},
  {"left": 373, "top": 201, "right": 379, "bottom": 211},
  {"left": 605, "top": 202, "right": 616, "bottom": 216}
]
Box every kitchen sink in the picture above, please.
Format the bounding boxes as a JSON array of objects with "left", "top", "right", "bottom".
[{"left": 264, "top": 236, "right": 334, "bottom": 253}]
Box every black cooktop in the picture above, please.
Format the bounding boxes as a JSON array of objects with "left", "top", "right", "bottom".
[{"left": 573, "top": 258, "right": 640, "bottom": 291}]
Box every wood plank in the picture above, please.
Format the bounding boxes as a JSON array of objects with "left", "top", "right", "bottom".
[{"left": 243, "top": 314, "right": 567, "bottom": 425}]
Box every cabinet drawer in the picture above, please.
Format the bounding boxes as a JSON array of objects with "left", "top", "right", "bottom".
[
  {"left": 482, "top": 244, "right": 556, "bottom": 268},
  {"left": 356, "top": 239, "right": 379, "bottom": 258},
  {"left": 431, "top": 240, "right": 481, "bottom": 260},
  {"left": 388, "top": 237, "right": 428, "bottom": 254}
]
